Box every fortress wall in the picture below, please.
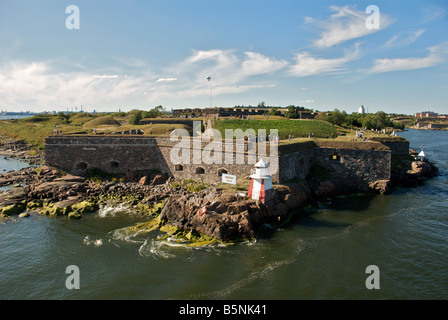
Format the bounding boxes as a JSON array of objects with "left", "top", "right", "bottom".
[
  {"left": 312, "top": 147, "right": 391, "bottom": 182},
  {"left": 45, "top": 136, "right": 275, "bottom": 185},
  {"left": 45, "top": 136, "right": 391, "bottom": 185}
]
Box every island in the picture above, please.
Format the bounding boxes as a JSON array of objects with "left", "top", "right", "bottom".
[{"left": 0, "top": 109, "right": 438, "bottom": 244}]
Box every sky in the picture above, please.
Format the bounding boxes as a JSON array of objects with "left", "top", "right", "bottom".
[{"left": 0, "top": 0, "right": 447, "bottom": 115}]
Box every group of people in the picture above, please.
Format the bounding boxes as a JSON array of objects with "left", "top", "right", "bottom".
[
  {"left": 53, "top": 127, "right": 62, "bottom": 135},
  {"left": 350, "top": 127, "right": 397, "bottom": 141},
  {"left": 247, "top": 134, "right": 280, "bottom": 144}
]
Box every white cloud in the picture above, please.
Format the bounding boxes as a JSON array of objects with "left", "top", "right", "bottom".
[
  {"left": 369, "top": 43, "right": 448, "bottom": 73},
  {"left": 309, "top": 5, "right": 391, "bottom": 48},
  {"left": 419, "top": 5, "right": 446, "bottom": 25},
  {"left": 240, "top": 52, "right": 288, "bottom": 77},
  {"left": 0, "top": 61, "right": 150, "bottom": 109},
  {"left": 0, "top": 49, "right": 290, "bottom": 109},
  {"left": 288, "top": 44, "right": 362, "bottom": 77},
  {"left": 93, "top": 75, "right": 119, "bottom": 79},
  {"left": 383, "top": 29, "right": 425, "bottom": 48},
  {"left": 153, "top": 49, "right": 287, "bottom": 101},
  {"left": 156, "top": 78, "right": 177, "bottom": 82}
]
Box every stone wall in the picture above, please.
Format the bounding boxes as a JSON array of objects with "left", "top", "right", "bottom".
[
  {"left": 138, "top": 119, "right": 198, "bottom": 129},
  {"left": 45, "top": 135, "right": 392, "bottom": 186},
  {"left": 278, "top": 149, "right": 315, "bottom": 182},
  {"left": 45, "top": 135, "right": 275, "bottom": 185},
  {"left": 370, "top": 137, "right": 409, "bottom": 155},
  {"left": 312, "top": 147, "right": 391, "bottom": 182}
]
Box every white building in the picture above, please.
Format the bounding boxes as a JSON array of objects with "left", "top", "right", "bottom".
[
  {"left": 247, "top": 159, "right": 274, "bottom": 203},
  {"left": 358, "top": 105, "right": 366, "bottom": 114}
]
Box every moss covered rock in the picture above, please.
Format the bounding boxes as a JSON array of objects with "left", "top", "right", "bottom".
[
  {"left": 41, "top": 204, "right": 68, "bottom": 216},
  {"left": 68, "top": 212, "right": 81, "bottom": 220},
  {"left": 26, "top": 201, "right": 43, "bottom": 210},
  {"left": 71, "top": 201, "right": 98, "bottom": 214},
  {"left": 0, "top": 203, "right": 26, "bottom": 216}
]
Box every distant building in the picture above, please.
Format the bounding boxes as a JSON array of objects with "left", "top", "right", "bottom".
[
  {"left": 172, "top": 106, "right": 316, "bottom": 119},
  {"left": 358, "top": 105, "right": 366, "bottom": 114},
  {"left": 415, "top": 111, "right": 438, "bottom": 118}
]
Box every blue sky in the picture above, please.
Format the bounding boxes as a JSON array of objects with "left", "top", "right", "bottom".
[{"left": 0, "top": 0, "right": 447, "bottom": 114}]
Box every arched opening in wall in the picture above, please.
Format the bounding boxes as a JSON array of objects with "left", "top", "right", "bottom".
[
  {"left": 75, "top": 162, "right": 88, "bottom": 171},
  {"left": 109, "top": 161, "right": 119, "bottom": 169},
  {"left": 195, "top": 167, "right": 205, "bottom": 174},
  {"left": 218, "top": 168, "right": 228, "bottom": 176},
  {"left": 175, "top": 164, "right": 184, "bottom": 172}
]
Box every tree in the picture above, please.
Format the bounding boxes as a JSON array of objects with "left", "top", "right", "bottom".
[
  {"left": 374, "top": 111, "right": 387, "bottom": 129},
  {"left": 285, "top": 105, "right": 299, "bottom": 119},
  {"left": 362, "top": 114, "right": 376, "bottom": 129},
  {"left": 346, "top": 113, "right": 362, "bottom": 127},
  {"left": 258, "top": 101, "right": 266, "bottom": 108},
  {"left": 268, "top": 107, "right": 280, "bottom": 116},
  {"left": 328, "top": 109, "right": 346, "bottom": 126},
  {"left": 148, "top": 105, "right": 164, "bottom": 118},
  {"left": 129, "top": 111, "right": 143, "bottom": 125}
]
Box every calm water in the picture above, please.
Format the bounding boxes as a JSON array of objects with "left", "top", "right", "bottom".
[{"left": 0, "top": 129, "right": 447, "bottom": 300}]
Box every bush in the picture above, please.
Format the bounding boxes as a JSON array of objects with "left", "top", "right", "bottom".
[{"left": 129, "top": 111, "right": 143, "bottom": 125}]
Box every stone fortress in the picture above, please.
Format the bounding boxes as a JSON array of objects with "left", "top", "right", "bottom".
[{"left": 45, "top": 129, "right": 409, "bottom": 190}]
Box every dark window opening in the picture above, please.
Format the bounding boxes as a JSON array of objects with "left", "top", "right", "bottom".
[
  {"left": 218, "top": 168, "right": 228, "bottom": 176},
  {"left": 175, "top": 164, "right": 184, "bottom": 172},
  {"left": 76, "top": 162, "right": 88, "bottom": 170},
  {"left": 196, "top": 167, "right": 205, "bottom": 174},
  {"left": 110, "top": 161, "right": 119, "bottom": 168}
]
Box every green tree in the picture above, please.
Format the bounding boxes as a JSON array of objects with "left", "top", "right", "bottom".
[
  {"left": 268, "top": 107, "right": 280, "bottom": 116},
  {"left": 129, "top": 111, "right": 143, "bottom": 125},
  {"left": 374, "top": 111, "right": 387, "bottom": 129},
  {"left": 328, "top": 109, "right": 347, "bottom": 126},
  {"left": 285, "top": 105, "right": 299, "bottom": 119},
  {"left": 362, "top": 114, "right": 376, "bottom": 129},
  {"left": 346, "top": 113, "right": 362, "bottom": 127}
]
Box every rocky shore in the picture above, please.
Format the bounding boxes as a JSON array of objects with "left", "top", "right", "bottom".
[
  {"left": 0, "top": 139, "right": 45, "bottom": 166},
  {"left": 0, "top": 145, "right": 438, "bottom": 242}
]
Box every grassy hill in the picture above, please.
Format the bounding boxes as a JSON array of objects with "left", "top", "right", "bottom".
[
  {"left": 0, "top": 112, "right": 191, "bottom": 149},
  {"left": 213, "top": 119, "right": 337, "bottom": 139}
]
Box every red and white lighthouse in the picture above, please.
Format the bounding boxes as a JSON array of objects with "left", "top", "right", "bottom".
[{"left": 247, "top": 159, "right": 274, "bottom": 203}]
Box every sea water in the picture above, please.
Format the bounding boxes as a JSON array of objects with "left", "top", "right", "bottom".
[{"left": 0, "top": 129, "right": 447, "bottom": 299}]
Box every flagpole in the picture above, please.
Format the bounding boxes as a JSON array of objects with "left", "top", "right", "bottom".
[{"left": 207, "top": 76, "right": 212, "bottom": 108}]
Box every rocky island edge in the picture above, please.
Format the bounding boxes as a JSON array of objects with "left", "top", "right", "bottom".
[{"left": 0, "top": 140, "right": 438, "bottom": 244}]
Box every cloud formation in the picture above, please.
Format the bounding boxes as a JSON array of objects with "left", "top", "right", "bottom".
[
  {"left": 288, "top": 44, "right": 362, "bottom": 77},
  {"left": 383, "top": 29, "right": 425, "bottom": 48},
  {"left": 309, "top": 5, "right": 391, "bottom": 48},
  {"left": 369, "top": 43, "right": 448, "bottom": 73}
]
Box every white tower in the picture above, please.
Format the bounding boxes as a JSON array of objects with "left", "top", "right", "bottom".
[
  {"left": 248, "top": 159, "right": 274, "bottom": 203},
  {"left": 358, "top": 105, "right": 365, "bottom": 114}
]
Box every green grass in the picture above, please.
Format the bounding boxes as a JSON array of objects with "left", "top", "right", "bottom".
[
  {"left": 84, "top": 115, "right": 121, "bottom": 127},
  {"left": 213, "top": 119, "right": 337, "bottom": 139},
  {"left": 0, "top": 113, "right": 191, "bottom": 148}
]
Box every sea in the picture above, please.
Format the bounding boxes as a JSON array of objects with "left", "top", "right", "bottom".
[{"left": 0, "top": 129, "right": 447, "bottom": 301}]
